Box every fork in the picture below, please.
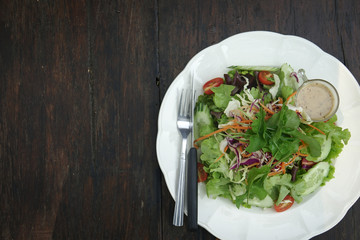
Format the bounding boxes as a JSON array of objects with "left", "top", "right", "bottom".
[{"left": 173, "top": 89, "right": 192, "bottom": 226}]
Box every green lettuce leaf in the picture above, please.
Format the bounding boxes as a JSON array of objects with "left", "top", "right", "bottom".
[
  {"left": 200, "top": 136, "right": 223, "bottom": 165},
  {"left": 206, "top": 178, "right": 231, "bottom": 199},
  {"left": 281, "top": 85, "right": 294, "bottom": 100},
  {"left": 279, "top": 63, "right": 299, "bottom": 91},
  {"left": 301, "top": 115, "right": 351, "bottom": 161},
  {"left": 246, "top": 165, "right": 271, "bottom": 200},
  {"left": 264, "top": 174, "right": 293, "bottom": 204},
  {"left": 212, "top": 84, "right": 235, "bottom": 110}
]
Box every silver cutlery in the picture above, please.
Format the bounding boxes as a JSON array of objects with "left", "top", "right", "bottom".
[
  {"left": 173, "top": 89, "right": 192, "bottom": 226},
  {"left": 187, "top": 73, "right": 198, "bottom": 230}
]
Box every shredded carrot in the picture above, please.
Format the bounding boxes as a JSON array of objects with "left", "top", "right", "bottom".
[
  {"left": 239, "top": 119, "right": 253, "bottom": 124},
  {"left": 215, "top": 153, "right": 225, "bottom": 162},
  {"left": 230, "top": 124, "right": 252, "bottom": 130},
  {"left": 306, "top": 123, "right": 326, "bottom": 135},
  {"left": 295, "top": 141, "right": 308, "bottom": 155},
  {"left": 284, "top": 154, "right": 298, "bottom": 167},
  {"left": 235, "top": 109, "right": 248, "bottom": 121},
  {"left": 259, "top": 102, "right": 275, "bottom": 115},
  {"left": 298, "top": 143, "right": 307, "bottom": 150},
  {"left": 268, "top": 155, "right": 297, "bottom": 177},
  {"left": 193, "top": 125, "right": 234, "bottom": 146},
  {"left": 194, "top": 123, "right": 252, "bottom": 146},
  {"left": 232, "top": 125, "right": 251, "bottom": 130},
  {"left": 224, "top": 145, "right": 229, "bottom": 153},
  {"left": 268, "top": 144, "right": 307, "bottom": 177},
  {"left": 281, "top": 162, "right": 286, "bottom": 174},
  {"left": 242, "top": 152, "right": 253, "bottom": 158},
  {"left": 268, "top": 171, "right": 282, "bottom": 177},
  {"left": 229, "top": 128, "right": 237, "bottom": 133},
  {"left": 215, "top": 145, "right": 229, "bottom": 162},
  {"left": 286, "top": 91, "right": 297, "bottom": 103},
  {"left": 278, "top": 97, "right": 283, "bottom": 104},
  {"left": 238, "top": 145, "right": 244, "bottom": 153},
  {"left": 296, "top": 152, "right": 308, "bottom": 157},
  {"left": 234, "top": 126, "right": 251, "bottom": 133},
  {"left": 251, "top": 108, "right": 260, "bottom": 113},
  {"left": 238, "top": 140, "right": 248, "bottom": 145}
]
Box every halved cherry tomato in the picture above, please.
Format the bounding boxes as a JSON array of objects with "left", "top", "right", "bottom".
[
  {"left": 203, "top": 77, "right": 224, "bottom": 95},
  {"left": 274, "top": 195, "right": 295, "bottom": 212},
  {"left": 197, "top": 163, "right": 208, "bottom": 182},
  {"left": 258, "top": 71, "right": 275, "bottom": 85}
]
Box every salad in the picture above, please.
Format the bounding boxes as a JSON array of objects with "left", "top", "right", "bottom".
[{"left": 193, "top": 63, "right": 351, "bottom": 212}]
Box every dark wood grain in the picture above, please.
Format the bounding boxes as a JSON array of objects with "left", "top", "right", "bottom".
[
  {"left": 89, "top": 0, "right": 160, "bottom": 239},
  {"left": 0, "top": 0, "right": 91, "bottom": 239},
  {"left": 52, "top": 0, "right": 161, "bottom": 239},
  {"left": 0, "top": 0, "right": 359, "bottom": 239}
]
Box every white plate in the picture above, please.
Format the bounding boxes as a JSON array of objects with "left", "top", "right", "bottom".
[{"left": 156, "top": 31, "right": 360, "bottom": 240}]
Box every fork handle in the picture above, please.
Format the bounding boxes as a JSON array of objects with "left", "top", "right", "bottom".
[
  {"left": 187, "top": 147, "right": 198, "bottom": 231},
  {"left": 173, "top": 137, "right": 187, "bottom": 226}
]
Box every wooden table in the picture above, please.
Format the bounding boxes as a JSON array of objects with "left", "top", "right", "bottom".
[{"left": 1, "top": 0, "right": 359, "bottom": 239}]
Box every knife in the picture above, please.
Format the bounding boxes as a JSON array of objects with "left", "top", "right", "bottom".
[{"left": 187, "top": 71, "right": 198, "bottom": 231}]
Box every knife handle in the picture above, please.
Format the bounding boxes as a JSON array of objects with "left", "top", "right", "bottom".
[{"left": 187, "top": 147, "right": 198, "bottom": 231}]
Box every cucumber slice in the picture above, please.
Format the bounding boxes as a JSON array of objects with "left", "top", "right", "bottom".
[
  {"left": 293, "top": 162, "right": 330, "bottom": 196},
  {"left": 306, "top": 134, "right": 331, "bottom": 162},
  {"left": 194, "top": 102, "right": 215, "bottom": 140},
  {"left": 247, "top": 195, "right": 274, "bottom": 208}
]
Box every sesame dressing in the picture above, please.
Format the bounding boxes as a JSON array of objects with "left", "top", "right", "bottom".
[{"left": 296, "top": 82, "right": 335, "bottom": 121}]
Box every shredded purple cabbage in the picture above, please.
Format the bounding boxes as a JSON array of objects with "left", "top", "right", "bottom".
[
  {"left": 227, "top": 137, "right": 242, "bottom": 148},
  {"left": 301, "top": 158, "right": 316, "bottom": 170},
  {"left": 290, "top": 72, "right": 299, "bottom": 83},
  {"left": 234, "top": 115, "right": 242, "bottom": 122},
  {"left": 261, "top": 92, "right": 268, "bottom": 102},
  {"left": 227, "top": 138, "right": 241, "bottom": 169},
  {"left": 229, "top": 163, "right": 238, "bottom": 170},
  {"left": 226, "top": 139, "right": 275, "bottom": 170},
  {"left": 239, "top": 158, "right": 260, "bottom": 165},
  {"left": 291, "top": 165, "right": 299, "bottom": 181},
  {"left": 249, "top": 99, "right": 259, "bottom": 112},
  {"left": 296, "top": 111, "right": 303, "bottom": 119}
]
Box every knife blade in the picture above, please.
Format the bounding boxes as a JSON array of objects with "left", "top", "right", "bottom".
[{"left": 187, "top": 71, "right": 198, "bottom": 231}]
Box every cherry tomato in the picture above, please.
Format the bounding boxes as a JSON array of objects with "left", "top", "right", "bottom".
[
  {"left": 197, "top": 163, "right": 208, "bottom": 182},
  {"left": 274, "top": 195, "right": 295, "bottom": 212},
  {"left": 258, "top": 71, "right": 275, "bottom": 85},
  {"left": 203, "top": 77, "right": 224, "bottom": 95}
]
